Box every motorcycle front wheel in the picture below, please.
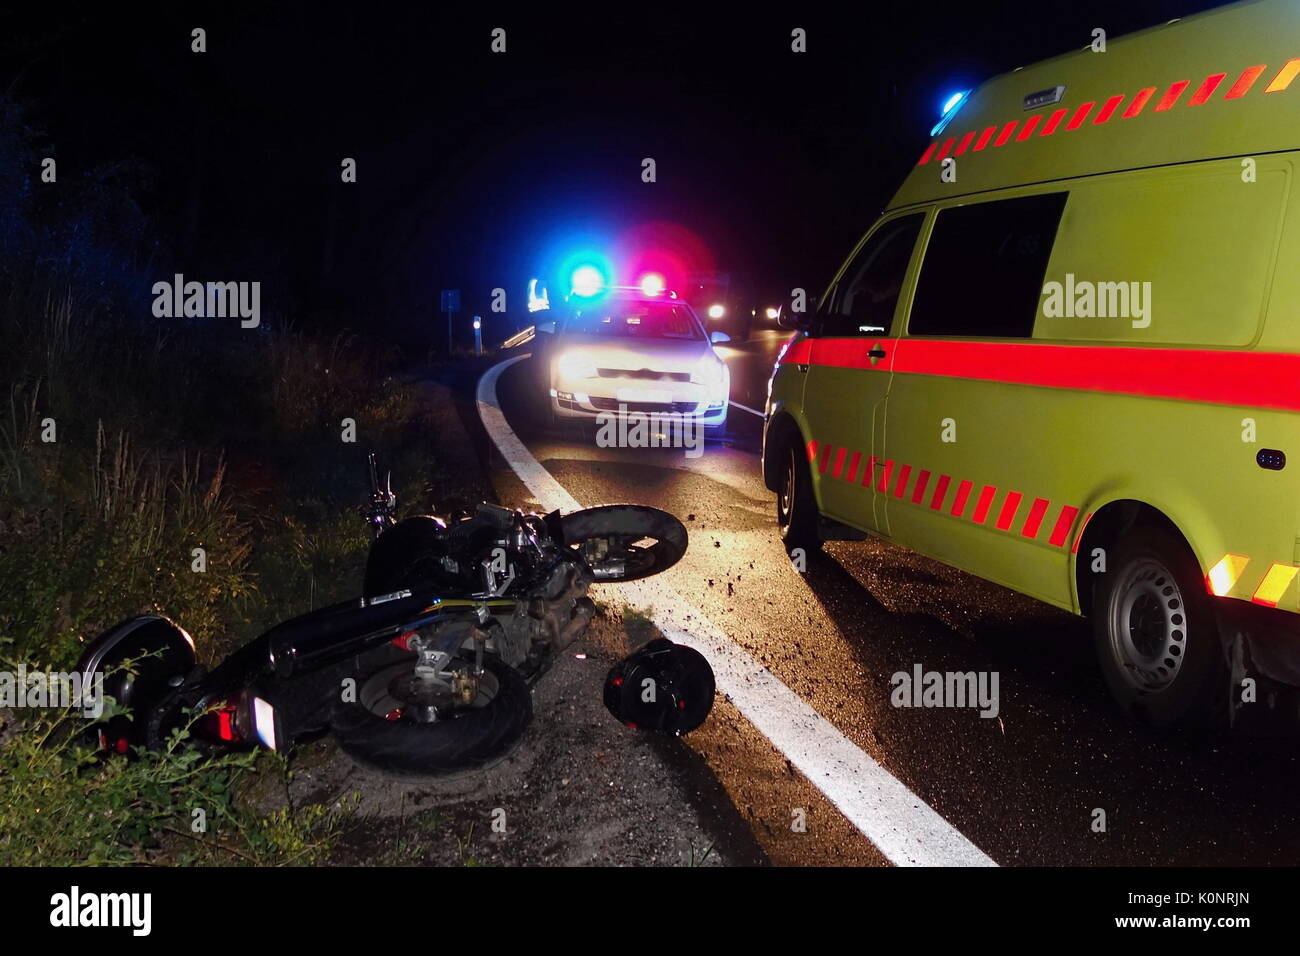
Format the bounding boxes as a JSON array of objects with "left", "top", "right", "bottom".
[
  {"left": 560, "top": 505, "right": 688, "bottom": 582},
  {"left": 331, "top": 650, "right": 531, "bottom": 777}
]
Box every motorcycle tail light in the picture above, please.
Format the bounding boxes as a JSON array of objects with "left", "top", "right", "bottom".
[
  {"left": 195, "top": 692, "right": 281, "bottom": 750},
  {"left": 197, "top": 697, "right": 242, "bottom": 743}
]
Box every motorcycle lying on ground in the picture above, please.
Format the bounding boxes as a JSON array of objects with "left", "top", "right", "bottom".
[{"left": 76, "top": 454, "right": 705, "bottom": 776}]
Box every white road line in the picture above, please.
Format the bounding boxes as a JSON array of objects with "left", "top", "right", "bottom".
[
  {"left": 728, "top": 399, "right": 765, "bottom": 418},
  {"left": 478, "top": 358, "right": 582, "bottom": 514},
  {"left": 475, "top": 356, "right": 997, "bottom": 867}
]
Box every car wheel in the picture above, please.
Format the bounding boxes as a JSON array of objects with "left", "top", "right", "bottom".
[
  {"left": 776, "top": 439, "right": 821, "bottom": 557},
  {"left": 1091, "top": 526, "right": 1227, "bottom": 727}
]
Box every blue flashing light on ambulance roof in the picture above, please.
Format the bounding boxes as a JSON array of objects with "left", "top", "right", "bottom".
[{"left": 930, "top": 89, "right": 971, "bottom": 137}]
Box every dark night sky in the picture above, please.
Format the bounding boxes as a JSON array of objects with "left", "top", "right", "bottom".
[{"left": 2, "top": 0, "right": 1228, "bottom": 341}]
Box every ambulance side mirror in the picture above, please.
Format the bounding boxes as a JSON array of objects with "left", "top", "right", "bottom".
[{"left": 776, "top": 299, "right": 816, "bottom": 332}]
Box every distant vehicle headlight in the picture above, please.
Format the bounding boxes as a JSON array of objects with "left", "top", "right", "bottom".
[
  {"left": 765, "top": 307, "right": 779, "bottom": 320},
  {"left": 555, "top": 351, "right": 598, "bottom": 381},
  {"left": 707, "top": 303, "right": 725, "bottom": 319}
]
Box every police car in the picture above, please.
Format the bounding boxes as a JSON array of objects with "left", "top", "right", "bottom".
[
  {"left": 764, "top": 0, "right": 1300, "bottom": 727},
  {"left": 537, "top": 273, "right": 731, "bottom": 432}
]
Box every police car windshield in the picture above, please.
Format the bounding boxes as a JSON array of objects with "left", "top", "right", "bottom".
[{"left": 563, "top": 301, "right": 703, "bottom": 340}]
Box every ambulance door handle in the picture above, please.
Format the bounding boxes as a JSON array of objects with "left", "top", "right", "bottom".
[{"left": 867, "top": 348, "right": 886, "bottom": 359}]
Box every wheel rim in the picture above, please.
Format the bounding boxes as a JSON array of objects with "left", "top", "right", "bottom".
[
  {"left": 572, "top": 533, "right": 662, "bottom": 578},
  {"left": 1106, "top": 557, "right": 1188, "bottom": 694},
  {"left": 359, "top": 659, "right": 501, "bottom": 722},
  {"left": 778, "top": 449, "right": 796, "bottom": 530}
]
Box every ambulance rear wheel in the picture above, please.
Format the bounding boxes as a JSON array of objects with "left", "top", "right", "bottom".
[
  {"left": 777, "top": 441, "right": 821, "bottom": 557},
  {"left": 1092, "top": 527, "right": 1226, "bottom": 727}
]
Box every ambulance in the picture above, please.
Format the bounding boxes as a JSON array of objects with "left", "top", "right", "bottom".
[{"left": 763, "top": 0, "right": 1300, "bottom": 726}]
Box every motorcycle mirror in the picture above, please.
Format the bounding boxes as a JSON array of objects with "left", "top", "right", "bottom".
[{"left": 603, "top": 638, "right": 715, "bottom": 735}]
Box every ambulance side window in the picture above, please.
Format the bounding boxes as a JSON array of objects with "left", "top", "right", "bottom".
[
  {"left": 909, "top": 192, "right": 1067, "bottom": 338},
  {"left": 820, "top": 214, "right": 924, "bottom": 337}
]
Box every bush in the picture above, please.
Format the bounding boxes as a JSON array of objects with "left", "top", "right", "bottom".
[{"left": 0, "top": 668, "right": 350, "bottom": 866}]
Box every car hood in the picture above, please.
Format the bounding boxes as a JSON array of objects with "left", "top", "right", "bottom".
[{"left": 553, "top": 334, "right": 717, "bottom": 371}]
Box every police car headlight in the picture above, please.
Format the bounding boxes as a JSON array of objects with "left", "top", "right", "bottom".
[
  {"left": 555, "top": 351, "right": 598, "bottom": 381},
  {"left": 691, "top": 358, "right": 728, "bottom": 394}
]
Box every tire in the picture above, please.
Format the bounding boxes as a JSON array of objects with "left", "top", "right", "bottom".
[
  {"left": 776, "top": 439, "right": 821, "bottom": 556},
  {"left": 331, "top": 652, "right": 531, "bottom": 777},
  {"left": 561, "top": 505, "right": 687, "bottom": 581},
  {"left": 363, "top": 516, "right": 447, "bottom": 597},
  {"left": 1091, "top": 526, "right": 1227, "bottom": 727}
]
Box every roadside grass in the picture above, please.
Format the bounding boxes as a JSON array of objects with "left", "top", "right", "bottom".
[
  {"left": 0, "top": 283, "right": 478, "bottom": 864},
  {"left": 0, "top": 669, "right": 349, "bottom": 866}
]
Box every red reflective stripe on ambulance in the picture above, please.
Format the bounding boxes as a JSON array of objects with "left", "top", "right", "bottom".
[
  {"left": 1154, "top": 80, "right": 1190, "bottom": 110},
  {"left": 917, "top": 142, "right": 937, "bottom": 165},
  {"left": 846, "top": 451, "right": 862, "bottom": 483},
  {"left": 805, "top": 337, "right": 894, "bottom": 371},
  {"left": 993, "top": 121, "right": 1018, "bottom": 146},
  {"left": 1020, "top": 497, "right": 1050, "bottom": 539},
  {"left": 893, "top": 464, "right": 912, "bottom": 498},
  {"left": 995, "top": 491, "right": 1024, "bottom": 531},
  {"left": 950, "top": 480, "right": 974, "bottom": 517},
  {"left": 882, "top": 340, "right": 1300, "bottom": 413},
  {"left": 806, "top": 439, "right": 818, "bottom": 463},
  {"left": 877, "top": 459, "right": 894, "bottom": 493},
  {"left": 953, "top": 130, "right": 976, "bottom": 155},
  {"left": 863, "top": 456, "right": 878, "bottom": 487},
  {"left": 1014, "top": 115, "right": 1042, "bottom": 140},
  {"left": 911, "top": 469, "right": 931, "bottom": 504},
  {"left": 1092, "top": 95, "right": 1125, "bottom": 124},
  {"left": 832, "top": 447, "right": 846, "bottom": 478},
  {"left": 1049, "top": 506, "right": 1080, "bottom": 548},
  {"left": 1064, "top": 102, "right": 1094, "bottom": 130},
  {"left": 971, "top": 485, "right": 997, "bottom": 524},
  {"left": 930, "top": 475, "right": 952, "bottom": 510},
  {"left": 781, "top": 337, "right": 813, "bottom": 365},
  {"left": 1122, "top": 87, "right": 1157, "bottom": 117},
  {"left": 935, "top": 138, "right": 957, "bottom": 161},
  {"left": 818, "top": 443, "right": 833, "bottom": 474},
  {"left": 1224, "top": 65, "right": 1267, "bottom": 99},
  {"left": 1038, "top": 108, "right": 1069, "bottom": 136},
  {"left": 972, "top": 126, "right": 997, "bottom": 151},
  {"left": 1071, "top": 512, "right": 1094, "bottom": 555},
  {"left": 1188, "top": 73, "right": 1227, "bottom": 105}
]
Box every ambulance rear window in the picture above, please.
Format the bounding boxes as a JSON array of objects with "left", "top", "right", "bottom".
[{"left": 909, "top": 192, "right": 1066, "bottom": 338}]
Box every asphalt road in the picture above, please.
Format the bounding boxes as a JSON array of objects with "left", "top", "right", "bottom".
[{"left": 482, "top": 334, "right": 1300, "bottom": 866}]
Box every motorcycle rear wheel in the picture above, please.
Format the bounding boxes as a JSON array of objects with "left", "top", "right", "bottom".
[{"left": 331, "top": 650, "right": 531, "bottom": 778}]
